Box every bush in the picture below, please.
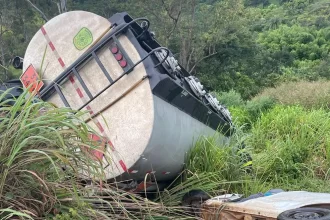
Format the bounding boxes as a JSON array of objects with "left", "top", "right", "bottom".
[
  {"left": 228, "top": 96, "right": 276, "bottom": 130},
  {"left": 246, "top": 96, "right": 277, "bottom": 121},
  {"left": 216, "top": 89, "right": 245, "bottom": 107}
]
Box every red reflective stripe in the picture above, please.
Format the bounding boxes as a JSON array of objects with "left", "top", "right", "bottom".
[
  {"left": 41, "top": 26, "right": 46, "bottom": 35},
  {"left": 132, "top": 182, "right": 153, "bottom": 192},
  {"left": 107, "top": 140, "right": 115, "bottom": 151},
  {"left": 58, "top": 58, "right": 65, "bottom": 68},
  {"left": 49, "top": 42, "right": 55, "bottom": 51},
  {"left": 76, "top": 88, "right": 84, "bottom": 98},
  {"left": 96, "top": 122, "right": 104, "bottom": 133},
  {"left": 119, "top": 160, "right": 127, "bottom": 172},
  {"left": 107, "top": 140, "right": 114, "bottom": 147},
  {"left": 69, "top": 76, "right": 75, "bottom": 83},
  {"left": 41, "top": 26, "right": 66, "bottom": 68},
  {"left": 92, "top": 149, "right": 104, "bottom": 160},
  {"left": 86, "top": 105, "right": 94, "bottom": 114}
]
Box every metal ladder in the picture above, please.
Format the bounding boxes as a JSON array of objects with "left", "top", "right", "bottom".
[{"left": 40, "top": 18, "right": 169, "bottom": 111}]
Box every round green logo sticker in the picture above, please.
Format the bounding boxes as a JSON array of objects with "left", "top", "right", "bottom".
[{"left": 73, "top": 27, "right": 93, "bottom": 50}]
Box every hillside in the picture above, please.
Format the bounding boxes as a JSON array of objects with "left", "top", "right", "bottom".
[{"left": 1, "top": 0, "right": 330, "bottom": 99}]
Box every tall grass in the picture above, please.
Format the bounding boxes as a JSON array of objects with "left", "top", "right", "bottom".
[
  {"left": 0, "top": 88, "right": 105, "bottom": 219},
  {"left": 181, "top": 104, "right": 330, "bottom": 199},
  {"left": 5, "top": 81, "right": 330, "bottom": 219},
  {"left": 170, "top": 130, "right": 253, "bottom": 197},
  {"left": 185, "top": 134, "right": 250, "bottom": 181},
  {"left": 0, "top": 89, "right": 196, "bottom": 219},
  {"left": 248, "top": 105, "right": 330, "bottom": 188}
]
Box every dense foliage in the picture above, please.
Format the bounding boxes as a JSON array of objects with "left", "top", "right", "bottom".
[{"left": 1, "top": 0, "right": 330, "bottom": 99}]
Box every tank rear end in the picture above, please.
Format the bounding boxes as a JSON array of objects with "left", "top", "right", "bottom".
[{"left": 17, "top": 11, "right": 233, "bottom": 191}]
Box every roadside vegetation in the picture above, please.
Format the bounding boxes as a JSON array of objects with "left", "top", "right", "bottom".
[
  {"left": 215, "top": 81, "right": 330, "bottom": 196},
  {"left": 0, "top": 90, "right": 195, "bottom": 219},
  {"left": 2, "top": 0, "right": 330, "bottom": 219},
  {"left": 3, "top": 79, "right": 330, "bottom": 219}
]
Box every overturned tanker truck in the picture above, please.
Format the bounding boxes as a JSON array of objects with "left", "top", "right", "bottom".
[{"left": 7, "top": 11, "right": 234, "bottom": 192}]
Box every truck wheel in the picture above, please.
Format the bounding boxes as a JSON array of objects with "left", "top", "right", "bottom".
[
  {"left": 278, "top": 208, "right": 330, "bottom": 220},
  {"left": 182, "top": 190, "right": 210, "bottom": 216}
]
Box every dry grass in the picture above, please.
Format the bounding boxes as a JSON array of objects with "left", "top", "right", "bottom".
[{"left": 255, "top": 80, "right": 330, "bottom": 109}]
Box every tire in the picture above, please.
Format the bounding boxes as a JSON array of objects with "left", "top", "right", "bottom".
[
  {"left": 277, "top": 208, "right": 330, "bottom": 220},
  {"left": 182, "top": 190, "right": 210, "bottom": 216},
  {"left": 0, "top": 79, "right": 23, "bottom": 106}
]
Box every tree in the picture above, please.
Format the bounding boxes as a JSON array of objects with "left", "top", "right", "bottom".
[
  {"left": 245, "top": 0, "right": 270, "bottom": 7},
  {"left": 0, "top": 0, "right": 19, "bottom": 80},
  {"left": 2, "top": 0, "right": 329, "bottom": 100}
]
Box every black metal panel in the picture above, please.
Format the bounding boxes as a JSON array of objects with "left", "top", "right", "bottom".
[{"left": 152, "top": 78, "right": 232, "bottom": 136}]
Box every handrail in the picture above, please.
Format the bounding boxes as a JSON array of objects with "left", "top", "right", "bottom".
[
  {"left": 39, "top": 17, "right": 152, "bottom": 99},
  {"left": 77, "top": 47, "right": 170, "bottom": 111}
]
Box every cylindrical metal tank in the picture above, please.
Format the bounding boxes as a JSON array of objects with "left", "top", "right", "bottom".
[{"left": 21, "top": 11, "right": 232, "bottom": 187}]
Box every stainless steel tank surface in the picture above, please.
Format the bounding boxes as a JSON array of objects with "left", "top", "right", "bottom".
[{"left": 21, "top": 11, "right": 232, "bottom": 190}]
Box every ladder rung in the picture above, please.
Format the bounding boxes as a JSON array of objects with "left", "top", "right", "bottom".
[
  {"left": 72, "top": 68, "right": 93, "bottom": 100},
  {"left": 92, "top": 52, "right": 113, "bottom": 83},
  {"left": 54, "top": 84, "right": 70, "bottom": 108}
]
